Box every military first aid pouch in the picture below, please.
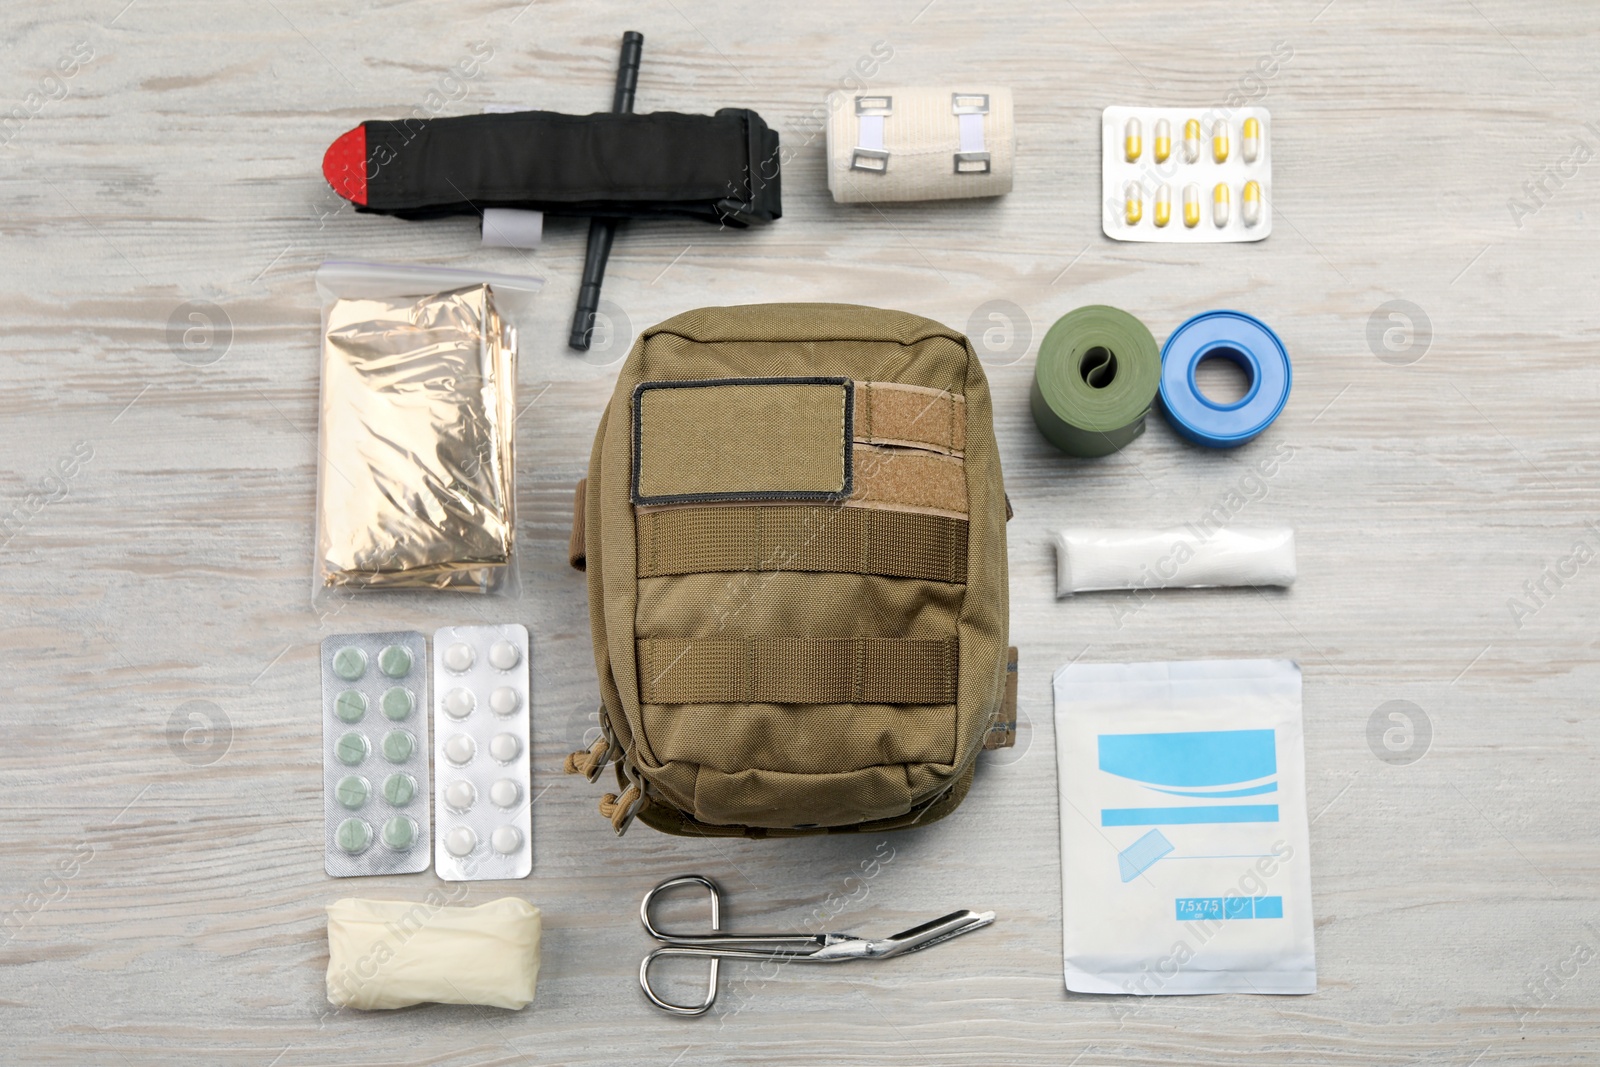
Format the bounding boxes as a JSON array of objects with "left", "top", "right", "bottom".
[{"left": 1054, "top": 659, "right": 1315, "bottom": 995}]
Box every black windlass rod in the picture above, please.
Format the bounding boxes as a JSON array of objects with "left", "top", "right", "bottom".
[{"left": 569, "top": 31, "right": 644, "bottom": 351}]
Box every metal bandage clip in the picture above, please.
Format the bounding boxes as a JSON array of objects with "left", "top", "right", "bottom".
[
  {"left": 637, "top": 874, "right": 996, "bottom": 1016},
  {"left": 952, "top": 92, "right": 991, "bottom": 174},
  {"left": 851, "top": 95, "right": 893, "bottom": 173}
]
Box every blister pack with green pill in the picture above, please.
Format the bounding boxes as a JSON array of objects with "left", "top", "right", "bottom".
[{"left": 321, "top": 631, "right": 430, "bottom": 876}]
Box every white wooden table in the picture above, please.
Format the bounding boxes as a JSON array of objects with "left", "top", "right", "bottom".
[{"left": 3, "top": 1, "right": 1597, "bottom": 1063}]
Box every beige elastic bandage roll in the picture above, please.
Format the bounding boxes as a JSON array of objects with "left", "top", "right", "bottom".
[
  {"left": 325, "top": 897, "right": 542, "bottom": 1010},
  {"left": 826, "top": 86, "right": 1014, "bottom": 203}
]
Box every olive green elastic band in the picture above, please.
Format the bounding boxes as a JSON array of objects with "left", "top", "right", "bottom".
[{"left": 1031, "top": 305, "right": 1161, "bottom": 457}]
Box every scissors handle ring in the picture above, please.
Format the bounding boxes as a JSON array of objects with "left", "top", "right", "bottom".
[
  {"left": 640, "top": 947, "right": 720, "bottom": 1016},
  {"left": 639, "top": 875, "right": 724, "bottom": 1015}
]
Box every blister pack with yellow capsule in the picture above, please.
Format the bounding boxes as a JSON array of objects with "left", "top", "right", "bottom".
[{"left": 1101, "top": 106, "right": 1270, "bottom": 243}]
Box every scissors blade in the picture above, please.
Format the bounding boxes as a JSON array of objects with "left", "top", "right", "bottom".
[{"left": 807, "top": 909, "right": 995, "bottom": 961}]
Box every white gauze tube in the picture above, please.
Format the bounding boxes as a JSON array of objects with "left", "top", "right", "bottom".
[{"left": 1053, "top": 526, "right": 1296, "bottom": 598}]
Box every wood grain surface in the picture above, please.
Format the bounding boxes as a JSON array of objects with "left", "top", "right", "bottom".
[{"left": 3, "top": 1, "right": 1598, "bottom": 1064}]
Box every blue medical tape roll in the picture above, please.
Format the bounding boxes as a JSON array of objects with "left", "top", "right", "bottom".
[{"left": 1159, "top": 310, "right": 1291, "bottom": 448}]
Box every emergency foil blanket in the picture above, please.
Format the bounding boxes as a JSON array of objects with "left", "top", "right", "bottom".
[{"left": 316, "top": 284, "right": 516, "bottom": 592}]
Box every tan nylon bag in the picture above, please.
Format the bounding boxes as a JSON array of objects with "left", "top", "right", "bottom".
[{"left": 566, "top": 303, "right": 1013, "bottom": 837}]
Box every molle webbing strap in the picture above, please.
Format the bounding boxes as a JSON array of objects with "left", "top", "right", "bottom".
[
  {"left": 856, "top": 381, "right": 966, "bottom": 456},
  {"left": 636, "top": 506, "right": 967, "bottom": 583},
  {"left": 639, "top": 637, "right": 958, "bottom": 706},
  {"left": 357, "top": 109, "right": 782, "bottom": 224}
]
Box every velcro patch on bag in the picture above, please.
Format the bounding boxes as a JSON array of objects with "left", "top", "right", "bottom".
[
  {"left": 857, "top": 381, "right": 966, "bottom": 456},
  {"left": 632, "top": 377, "right": 854, "bottom": 505}
]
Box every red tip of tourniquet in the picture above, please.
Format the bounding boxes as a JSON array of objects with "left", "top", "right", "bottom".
[{"left": 322, "top": 125, "right": 367, "bottom": 205}]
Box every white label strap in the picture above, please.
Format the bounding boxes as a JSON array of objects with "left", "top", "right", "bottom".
[
  {"left": 952, "top": 92, "right": 990, "bottom": 174},
  {"left": 851, "top": 95, "right": 892, "bottom": 172}
]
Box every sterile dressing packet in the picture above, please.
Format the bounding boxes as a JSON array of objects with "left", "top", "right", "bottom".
[{"left": 1054, "top": 658, "right": 1315, "bottom": 995}]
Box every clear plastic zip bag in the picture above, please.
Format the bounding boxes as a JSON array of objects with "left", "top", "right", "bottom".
[{"left": 312, "top": 262, "right": 541, "bottom": 601}]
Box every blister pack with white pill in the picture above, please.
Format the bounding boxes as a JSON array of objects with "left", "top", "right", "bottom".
[
  {"left": 433, "top": 624, "right": 532, "bottom": 880},
  {"left": 321, "top": 632, "right": 431, "bottom": 876},
  {"left": 1101, "top": 106, "right": 1271, "bottom": 242}
]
